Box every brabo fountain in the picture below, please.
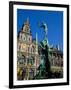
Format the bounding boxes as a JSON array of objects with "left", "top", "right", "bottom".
[{"left": 34, "top": 22, "right": 51, "bottom": 79}]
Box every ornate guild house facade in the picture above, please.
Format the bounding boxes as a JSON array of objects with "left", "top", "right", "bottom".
[{"left": 17, "top": 18, "right": 40, "bottom": 80}]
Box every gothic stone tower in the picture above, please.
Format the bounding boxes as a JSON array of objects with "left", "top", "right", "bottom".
[{"left": 17, "top": 18, "right": 40, "bottom": 80}]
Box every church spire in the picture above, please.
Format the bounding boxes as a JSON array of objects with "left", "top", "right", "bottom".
[
  {"left": 35, "top": 32, "right": 38, "bottom": 54},
  {"left": 22, "top": 18, "right": 31, "bottom": 33}
]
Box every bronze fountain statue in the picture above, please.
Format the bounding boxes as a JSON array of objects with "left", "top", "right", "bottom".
[{"left": 34, "top": 22, "right": 51, "bottom": 79}]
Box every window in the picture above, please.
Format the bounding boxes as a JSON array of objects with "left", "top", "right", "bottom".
[
  {"left": 18, "top": 56, "right": 26, "bottom": 65},
  {"left": 23, "top": 34, "right": 26, "bottom": 41},
  {"left": 27, "top": 56, "right": 34, "bottom": 65},
  {"left": 28, "top": 36, "right": 31, "bottom": 42},
  {"left": 24, "top": 37, "right": 25, "bottom": 40},
  {"left": 29, "top": 37, "right": 30, "bottom": 41},
  {"left": 31, "top": 48, "right": 32, "bottom": 53},
  {"left": 28, "top": 47, "right": 29, "bottom": 52},
  {"left": 29, "top": 69, "right": 34, "bottom": 79},
  {"left": 32, "top": 46, "right": 34, "bottom": 53}
]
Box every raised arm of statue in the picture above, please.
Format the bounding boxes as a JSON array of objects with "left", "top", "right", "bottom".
[{"left": 40, "top": 22, "right": 48, "bottom": 35}]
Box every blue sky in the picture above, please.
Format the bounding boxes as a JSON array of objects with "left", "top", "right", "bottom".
[{"left": 17, "top": 9, "right": 63, "bottom": 51}]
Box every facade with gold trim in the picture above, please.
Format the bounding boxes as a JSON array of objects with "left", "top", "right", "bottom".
[
  {"left": 49, "top": 47, "right": 63, "bottom": 78},
  {"left": 17, "top": 18, "right": 40, "bottom": 80}
]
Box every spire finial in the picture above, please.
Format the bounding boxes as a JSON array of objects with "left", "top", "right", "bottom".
[{"left": 26, "top": 17, "right": 29, "bottom": 24}]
